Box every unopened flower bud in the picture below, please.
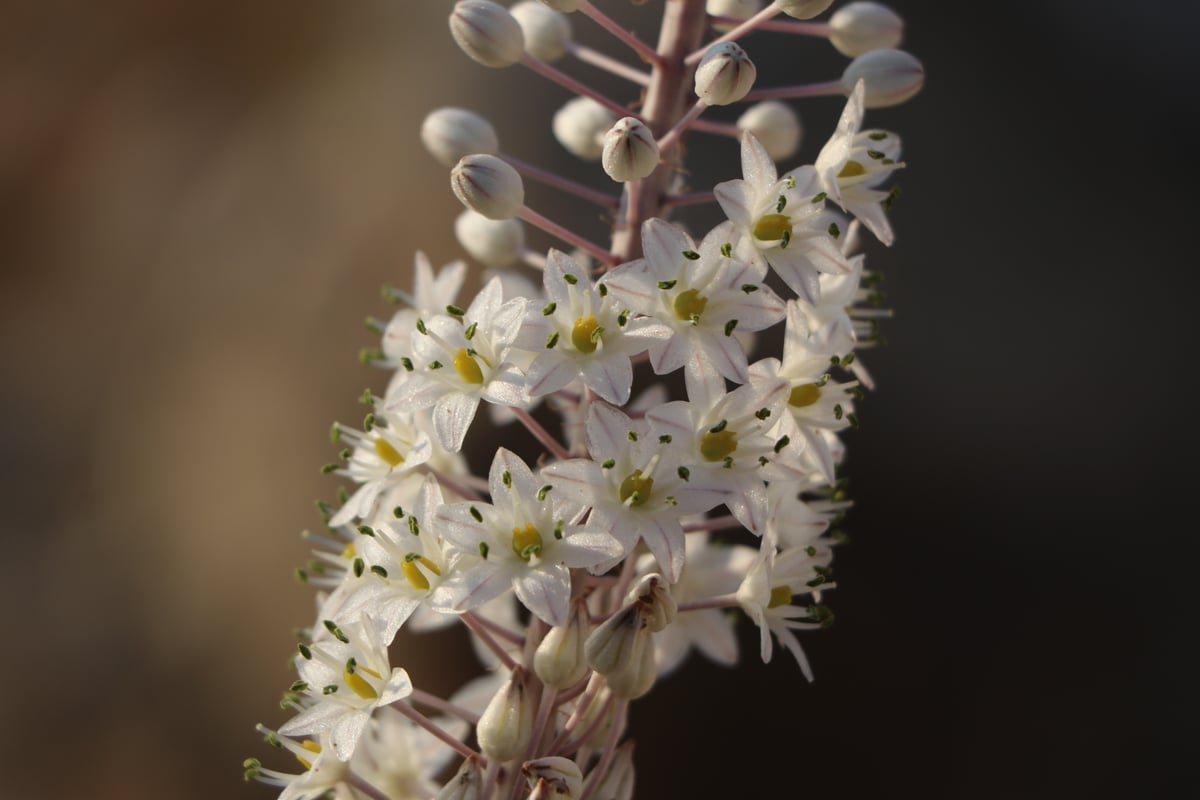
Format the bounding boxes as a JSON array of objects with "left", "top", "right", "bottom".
[
  {"left": 625, "top": 573, "right": 677, "bottom": 633},
  {"left": 421, "top": 108, "right": 499, "bottom": 168},
  {"left": 437, "top": 757, "right": 484, "bottom": 800},
  {"left": 449, "top": 0, "right": 525, "bottom": 68},
  {"left": 775, "top": 0, "right": 834, "bottom": 20},
  {"left": 573, "top": 685, "right": 620, "bottom": 749},
  {"left": 534, "top": 602, "right": 590, "bottom": 688},
  {"left": 511, "top": 1, "right": 572, "bottom": 62},
  {"left": 451, "top": 154, "right": 525, "bottom": 220},
  {"left": 737, "top": 100, "right": 803, "bottom": 161},
  {"left": 707, "top": 0, "right": 764, "bottom": 32},
  {"left": 553, "top": 97, "right": 616, "bottom": 161},
  {"left": 523, "top": 757, "right": 583, "bottom": 799},
  {"left": 455, "top": 210, "right": 525, "bottom": 267},
  {"left": 841, "top": 49, "right": 923, "bottom": 108},
  {"left": 590, "top": 741, "right": 635, "bottom": 800},
  {"left": 585, "top": 605, "right": 642, "bottom": 675},
  {"left": 476, "top": 667, "right": 535, "bottom": 761},
  {"left": 694, "top": 42, "right": 756, "bottom": 106},
  {"left": 603, "top": 628, "right": 656, "bottom": 699},
  {"left": 539, "top": 0, "right": 583, "bottom": 11},
  {"left": 601, "top": 117, "right": 659, "bottom": 183},
  {"left": 829, "top": 2, "right": 904, "bottom": 57}
]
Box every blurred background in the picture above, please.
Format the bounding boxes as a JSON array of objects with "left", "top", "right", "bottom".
[{"left": 1, "top": 1, "right": 1194, "bottom": 798}]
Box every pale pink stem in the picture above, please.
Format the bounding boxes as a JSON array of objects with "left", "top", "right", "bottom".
[
  {"left": 513, "top": 407, "right": 571, "bottom": 462},
  {"left": 579, "top": 1, "right": 662, "bottom": 65},
  {"left": 462, "top": 612, "right": 520, "bottom": 671},
  {"left": 685, "top": 4, "right": 782, "bottom": 64},
  {"left": 743, "top": 78, "right": 845, "bottom": 102},
  {"left": 682, "top": 513, "right": 742, "bottom": 532},
  {"left": 391, "top": 703, "right": 483, "bottom": 762},
  {"left": 421, "top": 464, "right": 483, "bottom": 502},
  {"left": 510, "top": 686, "right": 559, "bottom": 800},
  {"left": 550, "top": 671, "right": 603, "bottom": 752},
  {"left": 348, "top": 775, "right": 392, "bottom": 800},
  {"left": 689, "top": 116, "right": 740, "bottom": 138},
  {"left": 464, "top": 609, "right": 527, "bottom": 647},
  {"left": 656, "top": 98, "right": 708, "bottom": 154},
  {"left": 409, "top": 687, "right": 481, "bottom": 725},
  {"left": 709, "top": 15, "right": 830, "bottom": 37},
  {"left": 566, "top": 41, "right": 651, "bottom": 86},
  {"left": 503, "top": 153, "right": 619, "bottom": 209},
  {"left": 520, "top": 248, "right": 548, "bottom": 271},
  {"left": 677, "top": 592, "right": 740, "bottom": 612},
  {"left": 578, "top": 698, "right": 627, "bottom": 800},
  {"left": 521, "top": 53, "right": 641, "bottom": 123},
  {"left": 518, "top": 206, "right": 619, "bottom": 266}
]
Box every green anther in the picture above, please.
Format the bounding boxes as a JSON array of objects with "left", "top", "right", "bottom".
[
  {"left": 724, "top": 319, "right": 738, "bottom": 337},
  {"left": 776, "top": 195, "right": 787, "bottom": 213},
  {"left": 601, "top": 458, "right": 615, "bottom": 469},
  {"left": 324, "top": 620, "right": 349, "bottom": 643},
  {"left": 363, "top": 413, "right": 376, "bottom": 431},
  {"left": 659, "top": 434, "right": 672, "bottom": 444},
  {"left": 780, "top": 230, "right": 791, "bottom": 249},
  {"left": 511, "top": 523, "right": 544, "bottom": 561},
  {"left": 546, "top": 332, "right": 560, "bottom": 349},
  {"left": 393, "top": 506, "right": 404, "bottom": 518},
  {"left": 658, "top": 279, "right": 677, "bottom": 290},
  {"left": 741, "top": 284, "right": 758, "bottom": 294},
  {"left": 464, "top": 322, "right": 477, "bottom": 340},
  {"left": 828, "top": 222, "right": 841, "bottom": 239},
  {"left": 598, "top": 283, "right": 608, "bottom": 297},
  {"left": 811, "top": 191, "right": 827, "bottom": 203},
  {"left": 753, "top": 213, "right": 791, "bottom": 242},
  {"left": 479, "top": 542, "right": 489, "bottom": 559},
  {"left": 353, "top": 558, "right": 364, "bottom": 578},
  {"left": 543, "top": 302, "right": 557, "bottom": 316},
  {"left": 700, "top": 429, "right": 738, "bottom": 462},
  {"left": 370, "top": 565, "right": 388, "bottom": 578},
  {"left": 869, "top": 131, "right": 888, "bottom": 140},
  {"left": 786, "top": 175, "right": 796, "bottom": 189},
  {"left": 682, "top": 250, "right": 700, "bottom": 260},
  {"left": 563, "top": 273, "right": 578, "bottom": 285},
  {"left": 415, "top": 319, "right": 427, "bottom": 335},
  {"left": 755, "top": 407, "right": 771, "bottom": 420},
  {"left": 709, "top": 419, "right": 728, "bottom": 433},
  {"left": 628, "top": 431, "right": 638, "bottom": 441},
  {"left": 867, "top": 150, "right": 886, "bottom": 160},
  {"left": 374, "top": 438, "right": 405, "bottom": 467},
  {"left": 407, "top": 516, "right": 419, "bottom": 536},
  {"left": 401, "top": 553, "right": 440, "bottom": 590},
  {"left": 838, "top": 160, "right": 866, "bottom": 178},
  {"left": 400, "top": 357, "right": 413, "bottom": 371},
  {"left": 537, "top": 485, "right": 552, "bottom": 501},
  {"left": 502, "top": 470, "right": 512, "bottom": 488},
  {"left": 572, "top": 316, "right": 601, "bottom": 353},
  {"left": 617, "top": 310, "right": 629, "bottom": 326},
  {"left": 446, "top": 304, "right": 465, "bottom": 317},
  {"left": 721, "top": 242, "right": 733, "bottom": 257},
  {"left": 678, "top": 466, "right": 690, "bottom": 481},
  {"left": 453, "top": 348, "right": 485, "bottom": 384},
  {"left": 774, "top": 435, "right": 790, "bottom": 453},
  {"left": 428, "top": 360, "right": 442, "bottom": 370},
  {"left": 298, "top": 643, "right": 313, "bottom": 660},
  {"left": 618, "top": 469, "right": 654, "bottom": 507},
  {"left": 673, "top": 288, "right": 708, "bottom": 321},
  {"left": 768, "top": 585, "right": 793, "bottom": 609},
  {"left": 834, "top": 404, "right": 844, "bottom": 420}
]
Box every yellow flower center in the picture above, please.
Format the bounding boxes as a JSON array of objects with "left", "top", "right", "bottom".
[
  {"left": 401, "top": 553, "right": 441, "bottom": 591},
  {"left": 453, "top": 348, "right": 485, "bottom": 384},
  {"left": 343, "top": 663, "right": 382, "bottom": 700},
  {"left": 295, "top": 739, "right": 321, "bottom": 769},
  {"left": 511, "top": 523, "right": 544, "bottom": 561},
  {"left": 768, "top": 585, "right": 793, "bottom": 609},
  {"left": 571, "top": 315, "right": 601, "bottom": 354},
  {"left": 753, "top": 213, "right": 792, "bottom": 242},
  {"left": 673, "top": 289, "right": 708, "bottom": 321},
  {"left": 374, "top": 438, "right": 405, "bottom": 467},
  {"left": 788, "top": 383, "right": 822, "bottom": 408},
  {"left": 838, "top": 160, "right": 866, "bottom": 178},
  {"left": 618, "top": 470, "right": 654, "bottom": 507},
  {"left": 699, "top": 429, "right": 738, "bottom": 462}
]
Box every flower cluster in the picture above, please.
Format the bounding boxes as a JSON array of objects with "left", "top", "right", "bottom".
[{"left": 248, "top": 2, "right": 920, "bottom": 798}]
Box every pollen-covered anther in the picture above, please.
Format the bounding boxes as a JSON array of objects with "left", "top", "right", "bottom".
[
  {"left": 672, "top": 288, "right": 708, "bottom": 321},
  {"left": 571, "top": 315, "right": 601, "bottom": 353},
  {"left": 512, "top": 523, "right": 544, "bottom": 560},
  {"left": 343, "top": 659, "right": 382, "bottom": 700},
  {"left": 789, "top": 383, "right": 822, "bottom": 407},
  {"left": 401, "top": 552, "right": 441, "bottom": 590},
  {"left": 453, "top": 348, "right": 485, "bottom": 384},
  {"left": 700, "top": 428, "right": 739, "bottom": 462},
  {"left": 618, "top": 469, "right": 654, "bottom": 507}
]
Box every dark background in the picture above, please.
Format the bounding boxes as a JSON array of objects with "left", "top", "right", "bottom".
[{"left": 1, "top": 1, "right": 1193, "bottom": 798}]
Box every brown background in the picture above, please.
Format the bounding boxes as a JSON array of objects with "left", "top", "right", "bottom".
[{"left": 1, "top": 1, "right": 1193, "bottom": 798}]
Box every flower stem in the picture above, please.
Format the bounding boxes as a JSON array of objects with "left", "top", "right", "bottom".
[
  {"left": 743, "top": 78, "right": 846, "bottom": 102},
  {"left": 685, "top": 4, "right": 783, "bottom": 65},
  {"left": 504, "top": 153, "right": 619, "bottom": 209},
  {"left": 521, "top": 53, "right": 640, "bottom": 122},
  {"left": 462, "top": 612, "right": 520, "bottom": 671},
  {"left": 409, "top": 687, "right": 481, "bottom": 725},
  {"left": 519, "top": 206, "right": 619, "bottom": 267},
  {"left": 391, "top": 702, "right": 483, "bottom": 762},
  {"left": 513, "top": 407, "right": 572, "bottom": 462},
  {"left": 579, "top": 1, "right": 663, "bottom": 65},
  {"left": 566, "top": 41, "right": 651, "bottom": 86}
]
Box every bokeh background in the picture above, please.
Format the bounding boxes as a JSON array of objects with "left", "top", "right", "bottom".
[{"left": 2, "top": 1, "right": 1194, "bottom": 798}]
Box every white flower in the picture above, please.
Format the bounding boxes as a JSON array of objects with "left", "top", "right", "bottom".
[
  {"left": 815, "top": 80, "right": 904, "bottom": 244},
  {"left": 328, "top": 410, "right": 433, "bottom": 527},
  {"left": 386, "top": 277, "right": 528, "bottom": 452},
  {"left": 280, "top": 618, "right": 414, "bottom": 761},
  {"left": 381, "top": 253, "right": 468, "bottom": 366},
  {"left": 245, "top": 729, "right": 349, "bottom": 800},
  {"left": 715, "top": 132, "right": 852, "bottom": 303},
  {"left": 603, "top": 219, "right": 786, "bottom": 404},
  {"left": 543, "top": 402, "right": 729, "bottom": 582},
  {"left": 514, "top": 249, "right": 671, "bottom": 405},
  {"left": 433, "top": 448, "right": 623, "bottom": 625},
  {"left": 350, "top": 707, "right": 468, "bottom": 800}
]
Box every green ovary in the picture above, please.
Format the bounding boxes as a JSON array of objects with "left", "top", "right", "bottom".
[
  {"left": 768, "top": 585, "right": 792, "bottom": 609},
  {"left": 374, "top": 438, "right": 405, "bottom": 467},
  {"left": 572, "top": 315, "right": 600, "bottom": 353},
  {"left": 700, "top": 429, "right": 738, "bottom": 462},
  {"left": 618, "top": 470, "right": 654, "bottom": 507},
  {"left": 789, "top": 384, "right": 822, "bottom": 408},
  {"left": 838, "top": 160, "right": 866, "bottom": 178},
  {"left": 453, "top": 348, "right": 485, "bottom": 384},
  {"left": 673, "top": 289, "right": 708, "bottom": 321},
  {"left": 511, "top": 523, "right": 544, "bottom": 561},
  {"left": 753, "top": 213, "right": 791, "bottom": 242}
]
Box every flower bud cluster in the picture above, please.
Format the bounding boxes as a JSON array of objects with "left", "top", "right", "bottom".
[{"left": 252, "top": 3, "right": 920, "bottom": 799}]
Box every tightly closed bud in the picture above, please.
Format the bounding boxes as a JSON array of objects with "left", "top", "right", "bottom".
[
  {"left": 449, "top": 0, "right": 525, "bottom": 68},
  {"left": 707, "top": 0, "right": 764, "bottom": 32},
  {"left": 523, "top": 757, "right": 584, "bottom": 799},
  {"left": 625, "top": 572, "right": 677, "bottom": 633},
  {"left": 451, "top": 154, "right": 525, "bottom": 219},
  {"left": 695, "top": 42, "right": 757, "bottom": 106},
  {"left": 585, "top": 605, "right": 642, "bottom": 676},
  {"left": 455, "top": 209, "right": 525, "bottom": 267},
  {"left": 421, "top": 108, "right": 499, "bottom": 168},
  {"left": 534, "top": 601, "right": 590, "bottom": 688},
  {"left": 553, "top": 97, "right": 617, "bottom": 160},
  {"left": 829, "top": 2, "right": 904, "bottom": 57},
  {"left": 737, "top": 100, "right": 803, "bottom": 161},
  {"left": 775, "top": 0, "right": 834, "bottom": 20},
  {"left": 539, "top": 0, "right": 583, "bottom": 11},
  {"left": 511, "top": 1, "right": 572, "bottom": 61},
  {"left": 603, "top": 626, "right": 656, "bottom": 698},
  {"left": 437, "top": 757, "right": 484, "bottom": 800},
  {"left": 476, "top": 667, "right": 535, "bottom": 761},
  {"left": 841, "top": 48, "right": 923, "bottom": 107},
  {"left": 591, "top": 741, "right": 636, "bottom": 800},
  {"left": 601, "top": 117, "right": 659, "bottom": 182}
]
